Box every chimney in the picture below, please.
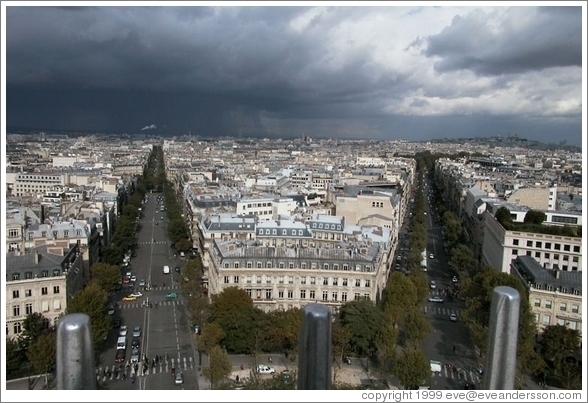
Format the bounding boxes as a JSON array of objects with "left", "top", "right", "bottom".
[
  {"left": 34, "top": 252, "right": 39, "bottom": 264},
  {"left": 554, "top": 269, "right": 561, "bottom": 279}
]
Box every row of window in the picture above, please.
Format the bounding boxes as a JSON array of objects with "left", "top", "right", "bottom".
[
  {"left": 11, "top": 270, "right": 62, "bottom": 281},
  {"left": 535, "top": 313, "right": 580, "bottom": 330},
  {"left": 223, "top": 275, "right": 372, "bottom": 287},
  {"left": 24, "top": 229, "right": 84, "bottom": 240},
  {"left": 12, "top": 286, "right": 60, "bottom": 298},
  {"left": 8, "top": 317, "right": 52, "bottom": 335},
  {"left": 258, "top": 229, "right": 305, "bottom": 236},
  {"left": 512, "top": 249, "right": 580, "bottom": 263},
  {"left": 533, "top": 298, "right": 580, "bottom": 313},
  {"left": 246, "top": 202, "right": 273, "bottom": 208},
  {"left": 11, "top": 299, "right": 62, "bottom": 317},
  {"left": 310, "top": 223, "right": 342, "bottom": 230},
  {"left": 371, "top": 202, "right": 385, "bottom": 208},
  {"left": 512, "top": 239, "right": 580, "bottom": 253},
  {"left": 243, "top": 288, "right": 371, "bottom": 302},
  {"left": 222, "top": 262, "right": 373, "bottom": 271}
]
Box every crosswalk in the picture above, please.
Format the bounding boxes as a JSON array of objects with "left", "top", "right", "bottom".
[
  {"left": 431, "top": 367, "right": 482, "bottom": 384},
  {"left": 137, "top": 241, "right": 168, "bottom": 245},
  {"left": 96, "top": 356, "right": 194, "bottom": 382},
  {"left": 423, "top": 306, "right": 461, "bottom": 317},
  {"left": 119, "top": 300, "right": 184, "bottom": 310}
]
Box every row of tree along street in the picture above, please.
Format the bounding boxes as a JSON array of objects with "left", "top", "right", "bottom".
[{"left": 422, "top": 152, "right": 581, "bottom": 390}]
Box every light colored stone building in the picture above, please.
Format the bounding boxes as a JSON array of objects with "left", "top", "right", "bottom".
[
  {"left": 511, "top": 256, "right": 582, "bottom": 333},
  {"left": 5, "top": 243, "right": 87, "bottom": 339},
  {"left": 481, "top": 211, "right": 582, "bottom": 274},
  {"left": 202, "top": 214, "right": 391, "bottom": 313}
]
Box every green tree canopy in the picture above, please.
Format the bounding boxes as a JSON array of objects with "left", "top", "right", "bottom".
[
  {"left": 393, "top": 348, "right": 430, "bottom": 389},
  {"left": 202, "top": 345, "right": 232, "bottom": 389},
  {"left": 539, "top": 325, "right": 580, "bottom": 373},
  {"left": 339, "top": 299, "right": 385, "bottom": 358},
  {"left": 209, "top": 287, "right": 254, "bottom": 323},
  {"left": 18, "top": 312, "right": 52, "bottom": 352},
  {"left": 90, "top": 262, "right": 121, "bottom": 293},
  {"left": 524, "top": 210, "right": 547, "bottom": 225},
  {"left": 66, "top": 282, "right": 111, "bottom": 346},
  {"left": 26, "top": 331, "right": 56, "bottom": 375},
  {"left": 402, "top": 308, "right": 431, "bottom": 348},
  {"left": 198, "top": 322, "right": 225, "bottom": 354},
  {"left": 382, "top": 272, "right": 418, "bottom": 326}
]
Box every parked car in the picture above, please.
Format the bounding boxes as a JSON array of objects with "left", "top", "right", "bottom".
[
  {"left": 131, "top": 338, "right": 140, "bottom": 349},
  {"left": 257, "top": 365, "right": 276, "bottom": 374},
  {"left": 107, "top": 305, "right": 115, "bottom": 315},
  {"left": 165, "top": 292, "right": 178, "bottom": 300},
  {"left": 139, "top": 279, "right": 146, "bottom": 287},
  {"left": 428, "top": 296, "right": 444, "bottom": 303},
  {"left": 133, "top": 326, "right": 142, "bottom": 337},
  {"left": 119, "top": 326, "right": 128, "bottom": 336},
  {"left": 175, "top": 266, "right": 181, "bottom": 272}
]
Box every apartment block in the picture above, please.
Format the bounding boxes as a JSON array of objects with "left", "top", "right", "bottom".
[
  {"left": 511, "top": 256, "right": 582, "bottom": 333},
  {"left": 5, "top": 243, "right": 87, "bottom": 339},
  {"left": 481, "top": 211, "right": 582, "bottom": 274}
]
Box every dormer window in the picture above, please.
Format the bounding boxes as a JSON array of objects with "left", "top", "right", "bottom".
[{"left": 25, "top": 272, "right": 33, "bottom": 280}]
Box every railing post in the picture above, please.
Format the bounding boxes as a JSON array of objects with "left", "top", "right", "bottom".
[
  {"left": 297, "top": 303, "right": 332, "bottom": 390},
  {"left": 56, "top": 313, "right": 96, "bottom": 390},
  {"left": 483, "top": 286, "right": 520, "bottom": 390}
]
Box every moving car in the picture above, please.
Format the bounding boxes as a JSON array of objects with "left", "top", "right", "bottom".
[
  {"left": 130, "top": 276, "right": 137, "bottom": 283},
  {"left": 175, "top": 372, "right": 184, "bottom": 385},
  {"left": 166, "top": 292, "right": 178, "bottom": 300},
  {"left": 257, "top": 365, "right": 276, "bottom": 374},
  {"left": 175, "top": 266, "right": 181, "bottom": 272},
  {"left": 131, "top": 348, "right": 140, "bottom": 363},
  {"left": 133, "top": 326, "right": 142, "bottom": 338},
  {"left": 131, "top": 338, "right": 140, "bottom": 349},
  {"left": 427, "top": 296, "right": 444, "bottom": 303},
  {"left": 122, "top": 296, "right": 137, "bottom": 302},
  {"left": 119, "top": 326, "right": 128, "bottom": 336},
  {"left": 429, "top": 253, "right": 434, "bottom": 259},
  {"left": 449, "top": 313, "right": 458, "bottom": 322},
  {"left": 429, "top": 280, "right": 437, "bottom": 289},
  {"left": 115, "top": 348, "right": 126, "bottom": 363},
  {"left": 129, "top": 292, "right": 143, "bottom": 298}
]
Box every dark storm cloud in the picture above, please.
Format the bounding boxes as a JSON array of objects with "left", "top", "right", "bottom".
[
  {"left": 5, "top": 5, "right": 583, "bottom": 145},
  {"left": 425, "top": 6, "right": 582, "bottom": 75}
]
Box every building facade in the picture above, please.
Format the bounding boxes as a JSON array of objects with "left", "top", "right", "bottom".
[{"left": 511, "top": 256, "right": 582, "bottom": 333}]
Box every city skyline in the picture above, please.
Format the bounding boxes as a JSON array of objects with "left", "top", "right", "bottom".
[{"left": 3, "top": 3, "right": 585, "bottom": 146}]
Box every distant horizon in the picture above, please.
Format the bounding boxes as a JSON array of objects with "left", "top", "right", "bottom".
[
  {"left": 5, "top": 5, "right": 583, "bottom": 147},
  {"left": 6, "top": 125, "right": 582, "bottom": 150}
]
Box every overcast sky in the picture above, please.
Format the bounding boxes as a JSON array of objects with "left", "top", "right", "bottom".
[{"left": 4, "top": 4, "right": 584, "bottom": 145}]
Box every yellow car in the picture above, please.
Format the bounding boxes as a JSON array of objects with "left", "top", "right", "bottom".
[{"left": 122, "top": 296, "right": 137, "bottom": 302}]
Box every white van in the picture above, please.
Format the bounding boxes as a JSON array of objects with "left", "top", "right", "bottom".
[
  {"left": 430, "top": 360, "right": 442, "bottom": 373},
  {"left": 163, "top": 265, "right": 170, "bottom": 274},
  {"left": 117, "top": 336, "right": 127, "bottom": 350}
]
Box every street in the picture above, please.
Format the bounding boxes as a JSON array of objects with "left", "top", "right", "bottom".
[
  {"left": 421, "top": 179, "right": 481, "bottom": 390},
  {"left": 95, "top": 193, "right": 200, "bottom": 390}
]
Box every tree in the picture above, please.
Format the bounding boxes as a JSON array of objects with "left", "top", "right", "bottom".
[
  {"left": 202, "top": 345, "right": 232, "bottom": 389},
  {"left": 495, "top": 207, "right": 513, "bottom": 228},
  {"left": 374, "top": 323, "right": 399, "bottom": 380},
  {"left": 19, "top": 312, "right": 51, "bottom": 352},
  {"left": 90, "top": 262, "right": 121, "bottom": 293},
  {"left": 382, "top": 272, "right": 418, "bottom": 327},
  {"left": 26, "top": 331, "right": 56, "bottom": 375},
  {"left": 524, "top": 210, "right": 546, "bottom": 225},
  {"left": 66, "top": 282, "right": 111, "bottom": 347},
  {"left": 406, "top": 271, "right": 428, "bottom": 306},
  {"left": 449, "top": 244, "right": 478, "bottom": 278},
  {"left": 461, "top": 268, "right": 543, "bottom": 377},
  {"left": 6, "top": 337, "right": 28, "bottom": 379},
  {"left": 198, "top": 322, "right": 225, "bottom": 354},
  {"left": 339, "top": 299, "right": 385, "bottom": 359},
  {"left": 393, "top": 348, "right": 430, "bottom": 389},
  {"left": 175, "top": 238, "right": 192, "bottom": 252},
  {"left": 210, "top": 287, "right": 254, "bottom": 322},
  {"left": 402, "top": 308, "right": 431, "bottom": 348},
  {"left": 539, "top": 325, "right": 580, "bottom": 375},
  {"left": 263, "top": 308, "right": 301, "bottom": 353}
]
